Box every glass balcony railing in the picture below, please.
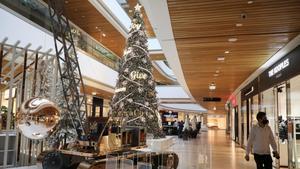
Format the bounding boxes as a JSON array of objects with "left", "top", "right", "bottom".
[{"left": 0, "top": 0, "right": 120, "bottom": 70}]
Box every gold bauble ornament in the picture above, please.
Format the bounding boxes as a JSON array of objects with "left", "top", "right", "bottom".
[{"left": 16, "top": 97, "right": 60, "bottom": 140}]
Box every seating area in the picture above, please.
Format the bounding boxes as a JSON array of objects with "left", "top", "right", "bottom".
[{"left": 162, "top": 121, "right": 202, "bottom": 140}]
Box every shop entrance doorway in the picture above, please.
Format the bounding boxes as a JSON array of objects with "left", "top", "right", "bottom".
[
  {"left": 234, "top": 106, "right": 239, "bottom": 142},
  {"left": 275, "top": 84, "right": 289, "bottom": 168}
]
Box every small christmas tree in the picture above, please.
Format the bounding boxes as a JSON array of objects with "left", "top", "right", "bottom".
[
  {"left": 110, "top": 4, "right": 164, "bottom": 138},
  {"left": 38, "top": 59, "right": 52, "bottom": 98},
  {"left": 48, "top": 64, "right": 78, "bottom": 146}
]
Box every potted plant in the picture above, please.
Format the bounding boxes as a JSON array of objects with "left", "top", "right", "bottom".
[{"left": 0, "top": 106, "right": 8, "bottom": 129}]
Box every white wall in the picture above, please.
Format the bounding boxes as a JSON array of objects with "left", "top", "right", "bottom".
[
  {"left": 156, "top": 86, "right": 190, "bottom": 99},
  {"left": 0, "top": 6, "right": 119, "bottom": 89},
  {"left": 207, "top": 116, "right": 226, "bottom": 130},
  {"left": 0, "top": 6, "right": 198, "bottom": 103},
  {"left": 0, "top": 6, "right": 55, "bottom": 54}
]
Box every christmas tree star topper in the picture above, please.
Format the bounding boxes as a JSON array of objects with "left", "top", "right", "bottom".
[{"left": 134, "top": 3, "right": 142, "bottom": 11}]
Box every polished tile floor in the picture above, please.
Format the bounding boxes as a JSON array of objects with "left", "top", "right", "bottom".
[
  {"left": 11, "top": 130, "right": 256, "bottom": 169},
  {"left": 168, "top": 130, "right": 257, "bottom": 169}
]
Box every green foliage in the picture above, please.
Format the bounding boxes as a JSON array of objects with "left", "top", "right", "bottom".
[
  {"left": 47, "top": 64, "right": 78, "bottom": 146},
  {"left": 0, "top": 106, "right": 8, "bottom": 113},
  {"left": 110, "top": 4, "right": 164, "bottom": 138},
  {"left": 0, "top": 106, "right": 14, "bottom": 129}
]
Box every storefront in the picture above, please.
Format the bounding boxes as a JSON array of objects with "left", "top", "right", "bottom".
[
  {"left": 240, "top": 78, "right": 260, "bottom": 148},
  {"left": 237, "top": 45, "right": 300, "bottom": 168},
  {"left": 259, "top": 45, "right": 300, "bottom": 168}
]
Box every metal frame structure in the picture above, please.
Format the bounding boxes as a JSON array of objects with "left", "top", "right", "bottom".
[
  {"left": 48, "top": 0, "right": 88, "bottom": 138},
  {"left": 0, "top": 38, "right": 56, "bottom": 167}
]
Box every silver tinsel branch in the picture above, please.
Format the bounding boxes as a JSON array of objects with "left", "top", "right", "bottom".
[
  {"left": 47, "top": 63, "right": 78, "bottom": 146},
  {"left": 110, "top": 4, "right": 165, "bottom": 138}
]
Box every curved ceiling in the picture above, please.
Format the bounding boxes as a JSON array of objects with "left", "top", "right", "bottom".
[
  {"left": 166, "top": 0, "right": 300, "bottom": 114},
  {"left": 37, "top": 0, "right": 300, "bottom": 115}
]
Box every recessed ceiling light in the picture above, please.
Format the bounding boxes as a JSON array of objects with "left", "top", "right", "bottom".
[
  {"left": 216, "top": 70, "right": 220, "bottom": 73},
  {"left": 224, "top": 51, "right": 230, "bottom": 54},
  {"left": 248, "top": 1, "right": 254, "bottom": 4},
  {"left": 213, "top": 74, "right": 219, "bottom": 77},
  {"left": 236, "top": 23, "right": 243, "bottom": 27},
  {"left": 102, "top": 33, "right": 106, "bottom": 37},
  {"left": 217, "top": 57, "right": 225, "bottom": 61},
  {"left": 228, "top": 37, "right": 238, "bottom": 42},
  {"left": 213, "top": 106, "right": 217, "bottom": 111},
  {"left": 209, "top": 83, "right": 216, "bottom": 90},
  {"left": 92, "top": 92, "right": 97, "bottom": 95}
]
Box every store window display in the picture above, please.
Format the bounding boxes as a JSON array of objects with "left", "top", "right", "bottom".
[
  {"left": 278, "top": 116, "right": 288, "bottom": 142},
  {"left": 290, "top": 75, "right": 300, "bottom": 168},
  {"left": 0, "top": 106, "right": 8, "bottom": 129}
]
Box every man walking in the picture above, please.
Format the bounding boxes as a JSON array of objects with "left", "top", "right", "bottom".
[{"left": 245, "top": 112, "right": 280, "bottom": 169}]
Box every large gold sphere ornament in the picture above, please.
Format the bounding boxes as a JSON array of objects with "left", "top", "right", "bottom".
[{"left": 16, "top": 97, "right": 60, "bottom": 140}]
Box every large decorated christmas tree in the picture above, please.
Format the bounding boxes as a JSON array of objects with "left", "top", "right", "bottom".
[{"left": 110, "top": 4, "right": 165, "bottom": 138}]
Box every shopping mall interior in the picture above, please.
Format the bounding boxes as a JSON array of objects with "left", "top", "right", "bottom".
[{"left": 0, "top": 0, "right": 300, "bottom": 169}]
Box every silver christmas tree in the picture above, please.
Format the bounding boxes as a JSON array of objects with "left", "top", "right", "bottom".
[
  {"left": 47, "top": 63, "right": 78, "bottom": 146},
  {"left": 38, "top": 59, "right": 52, "bottom": 98},
  {"left": 110, "top": 4, "right": 164, "bottom": 138}
]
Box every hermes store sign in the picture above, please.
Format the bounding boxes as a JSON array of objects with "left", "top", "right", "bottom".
[{"left": 268, "top": 58, "right": 290, "bottom": 77}]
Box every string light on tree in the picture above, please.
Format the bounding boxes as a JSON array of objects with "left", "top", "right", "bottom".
[
  {"left": 134, "top": 3, "right": 142, "bottom": 11},
  {"left": 110, "top": 3, "right": 165, "bottom": 138}
]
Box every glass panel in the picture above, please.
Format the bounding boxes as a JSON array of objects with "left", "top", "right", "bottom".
[
  {"left": 241, "top": 100, "right": 247, "bottom": 147},
  {"left": 261, "top": 88, "right": 276, "bottom": 134},
  {"left": 137, "top": 162, "right": 152, "bottom": 169},
  {"left": 158, "top": 166, "right": 168, "bottom": 169},
  {"left": 0, "top": 134, "right": 5, "bottom": 150},
  {"left": 277, "top": 85, "right": 288, "bottom": 167},
  {"left": 120, "top": 158, "right": 134, "bottom": 169},
  {"left": 290, "top": 75, "right": 300, "bottom": 168},
  {"left": 0, "top": 152, "right": 3, "bottom": 166},
  {"left": 261, "top": 88, "right": 279, "bottom": 167},
  {"left": 252, "top": 95, "right": 259, "bottom": 126},
  {"left": 106, "top": 154, "right": 118, "bottom": 169},
  {"left": 7, "top": 151, "right": 14, "bottom": 165},
  {"left": 247, "top": 99, "right": 251, "bottom": 139}
]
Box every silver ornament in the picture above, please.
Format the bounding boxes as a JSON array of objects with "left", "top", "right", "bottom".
[
  {"left": 142, "top": 58, "right": 147, "bottom": 64},
  {"left": 120, "top": 102, "right": 124, "bottom": 108},
  {"left": 122, "top": 81, "right": 128, "bottom": 85},
  {"left": 127, "top": 98, "right": 133, "bottom": 103}
]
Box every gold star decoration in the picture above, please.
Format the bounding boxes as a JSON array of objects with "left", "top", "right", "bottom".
[
  {"left": 135, "top": 24, "right": 141, "bottom": 30},
  {"left": 134, "top": 3, "right": 142, "bottom": 12}
]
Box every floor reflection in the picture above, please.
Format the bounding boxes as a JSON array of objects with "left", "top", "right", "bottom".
[{"left": 168, "top": 130, "right": 256, "bottom": 169}]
